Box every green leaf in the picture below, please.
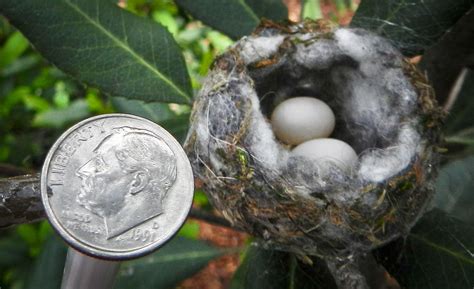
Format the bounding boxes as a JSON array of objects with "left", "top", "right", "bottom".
[
  {"left": 175, "top": 0, "right": 258, "bottom": 39},
  {"left": 152, "top": 10, "right": 179, "bottom": 37},
  {"left": 53, "top": 81, "right": 71, "bottom": 108},
  {"left": 177, "top": 221, "right": 200, "bottom": 239},
  {"left": 303, "top": 0, "right": 322, "bottom": 20},
  {"left": 25, "top": 235, "right": 68, "bottom": 289},
  {"left": 230, "top": 245, "right": 289, "bottom": 289},
  {"left": 159, "top": 112, "right": 190, "bottom": 144},
  {"left": 0, "top": 31, "right": 29, "bottom": 68},
  {"left": 193, "top": 189, "right": 210, "bottom": 208},
  {"left": 0, "top": 54, "right": 41, "bottom": 78},
  {"left": 0, "top": 235, "right": 29, "bottom": 267},
  {"left": 334, "top": 0, "right": 352, "bottom": 12},
  {"left": 207, "top": 31, "right": 234, "bottom": 52},
  {"left": 111, "top": 97, "right": 190, "bottom": 143},
  {"left": 434, "top": 155, "right": 474, "bottom": 224},
  {"left": 22, "top": 93, "right": 51, "bottom": 113},
  {"left": 351, "top": 0, "right": 474, "bottom": 56},
  {"left": 175, "top": 0, "right": 287, "bottom": 40},
  {"left": 230, "top": 245, "right": 336, "bottom": 289},
  {"left": 396, "top": 210, "right": 474, "bottom": 289},
  {"left": 17, "top": 224, "right": 40, "bottom": 246},
  {"left": 116, "top": 237, "right": 225, "bottom": 289},
  {"left": 0, "top": 0, "right": 192, "bottom": 104},
  {"left": 33, "top": 99, "right": 90, "bottom": 128},
  {"left": 245, "top": 0, "right": 288, "bottom": 21},
  {"left": 112, "top": 97, "right": 175, "bottom": 123}
]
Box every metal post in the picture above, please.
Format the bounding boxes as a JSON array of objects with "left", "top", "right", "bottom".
[{"left": 61, "top": 248, "right": 120, "bottom": 289}]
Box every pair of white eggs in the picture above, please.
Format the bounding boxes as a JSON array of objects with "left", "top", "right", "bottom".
[{"left": 271, "top": 97, "right": 358, "bottom": 173}]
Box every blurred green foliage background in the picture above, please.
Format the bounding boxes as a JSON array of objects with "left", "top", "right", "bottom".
[
  {"left": 1, "top": 0, "right": 473, "bottom": 288},
  {"left": 0, "top": 1, "right": 234, "bottom": 288},
  {"left": 0, "top": 0, "right": 233, "bottom": 172}
]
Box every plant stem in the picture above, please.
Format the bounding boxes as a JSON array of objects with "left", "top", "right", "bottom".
[{"left": 0, "top": 174, "right": 235, "bottom": 230}]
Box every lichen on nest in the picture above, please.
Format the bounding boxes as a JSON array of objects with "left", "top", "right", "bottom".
[{"left": 184, "top": 20, "right": 443, "bottom": 258}]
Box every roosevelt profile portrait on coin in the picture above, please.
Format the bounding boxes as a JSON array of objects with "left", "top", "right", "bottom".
[{"left": 75, "top": 126, "right": 177, "bottom": 239}]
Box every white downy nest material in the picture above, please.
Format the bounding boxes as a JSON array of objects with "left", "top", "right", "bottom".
[{"left": 184, "top": 21, "right": 442, "bottom": 258}]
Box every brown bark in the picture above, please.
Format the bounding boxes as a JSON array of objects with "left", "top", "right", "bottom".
[
  {"left": 0, "top": 174, "right": 233, "bottom": 229},
  {"left": 0, "top": 174, "right": 45, "bottom": 228}
]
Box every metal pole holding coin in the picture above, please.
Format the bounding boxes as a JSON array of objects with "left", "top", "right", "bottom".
[
  {"left": 61, "top": 249, "right": 120, "bottom": 289},
  {"left": 40, "top": 114, "right": 194, "bottom": 289}
]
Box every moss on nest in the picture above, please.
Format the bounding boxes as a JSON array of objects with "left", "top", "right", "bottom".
[{"left": 184, "top": 20, "right": 443, "bottom": 259}]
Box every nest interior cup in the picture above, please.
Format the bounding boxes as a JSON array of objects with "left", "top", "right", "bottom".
[{"left": 185, "top": 20, "right": 442, "bottom": 258}]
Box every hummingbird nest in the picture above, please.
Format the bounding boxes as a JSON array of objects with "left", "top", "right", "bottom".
[{"left": 184, "top": 20, "right": 442, "bottom": 258}]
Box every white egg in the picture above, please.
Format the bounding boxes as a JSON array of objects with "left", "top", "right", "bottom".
[
  {"left": 291, "top": 138, "right": 358, "bottom": 173},
  {"left": 271, "top": 97, "right": 335, "bottom": 145}
]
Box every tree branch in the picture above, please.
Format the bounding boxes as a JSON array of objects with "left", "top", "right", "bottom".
[
  {"left": 189, "top": 207, "right": 235, "bottom": 229},
  {"left": 0, "top": 174, "right": 235, "bottom": 230},
  {"left": 0, "top": 174, "right": 44, "bottom": 228}
]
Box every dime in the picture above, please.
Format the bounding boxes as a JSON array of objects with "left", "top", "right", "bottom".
[{"left": 41, "top": 114, "right": 194, "bottom": 260}]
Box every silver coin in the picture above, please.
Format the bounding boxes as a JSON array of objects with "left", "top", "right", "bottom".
[{"left": 41, "top": 114, "right": 194, "bottom": 260}]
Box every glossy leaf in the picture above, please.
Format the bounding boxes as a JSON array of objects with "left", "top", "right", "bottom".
[
  {"left": 175, "top": 0, "right": 287, "bottom": 39},
  {"left": 25, "top": 235, "right": 68, "bottom": 289},
  {"left": 434, "top": 155, "right": 474, "bottom": 224},
  {"left": 116, "top": 237, "right": 225, "bottom": 289},
  {"left": 351, "top": 0, "right": 474, "bottom": 56},
  {"left": 0, "top": 0, "right": 192, "bottom": 104},
  {"left": 396, "top": 210, "right": 474, "bottom": 289}
]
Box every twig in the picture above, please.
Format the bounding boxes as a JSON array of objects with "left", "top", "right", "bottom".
[
  {"left": 0, "top": 174, "right": 44, "bottom": 228},
  {"left": 443, "top": 68, "right": 468, "bottom": 112},
  {"left": 189, "top": 208, "right": 237, "bottom": 230},
  {"left": 0, "top": 174, "right": 238, "bottom": 231}
]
